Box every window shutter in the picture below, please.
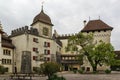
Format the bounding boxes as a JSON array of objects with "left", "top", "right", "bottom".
[
  {"left": 48, "top": 50, "right": 50, "bottom": 54},
  {"left": 33, "top": 38, "right": 35, "bottom": 42},
  {"left": 44, "top": 49, "right": 47, "bottom": 54},
  {"left": 47, "top": 57, "right": 50, "bottom": 61},
  {"left": 33, "top": 48, "right": 36, "bottom": 51},
  {"left": 33, "top": 56, "right": 36, "bottom": 60},
  {"left": 48, "top": 42, "right": 50, "bottom": 47}
]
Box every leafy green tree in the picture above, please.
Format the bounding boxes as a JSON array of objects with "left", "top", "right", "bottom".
[
  {"left": 66, "top": 32, "right": 116, "bottom": 72},
  {"left": 91, "top": 41, "right": 115, "bottom": 71},
  {"left": 40, "top": 62, "right": 60, "bottom": 80},
  {"left": 111, "top": 59, "right": 120, "bottom": 71}
]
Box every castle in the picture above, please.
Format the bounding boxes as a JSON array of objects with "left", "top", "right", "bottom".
[{"left": 0, "top": 7, "right": 113, "bottom": 73}]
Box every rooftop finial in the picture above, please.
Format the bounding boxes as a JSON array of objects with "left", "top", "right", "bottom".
[
  {"left": 99, "top": 16, "right": 100, "bottom": 20},
  {"left": 41, "top": 1, "right": 44, "bottom": 12}
]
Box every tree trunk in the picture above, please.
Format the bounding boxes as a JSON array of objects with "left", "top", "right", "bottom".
[
  {"left": 48, "top": 74, "right": 51, "bottom": 80},
  {"left": 93, "top": 65, "right": 97, "bottom": 72}
]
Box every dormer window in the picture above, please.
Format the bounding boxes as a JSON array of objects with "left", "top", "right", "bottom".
[{"left": 43, "top": 27, "right": 49, "bottom": 36}]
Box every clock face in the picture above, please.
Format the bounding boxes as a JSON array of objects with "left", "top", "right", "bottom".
[{"left": 43, "top": 27, "right": 49, "bottom": 36}]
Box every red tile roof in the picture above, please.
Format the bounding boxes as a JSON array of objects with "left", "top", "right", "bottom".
[
  {"left": 2, "top": 35, "right": 15, "bottom": 49},
  {"left": 81, "top": 20, "right": 113, "bottom": 32},
  {"left": 31, "top": 9, "right": 53, "bottom": 26}
]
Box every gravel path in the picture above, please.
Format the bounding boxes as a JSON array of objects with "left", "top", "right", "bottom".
[{"left": 0, "top": 72, "right": 120, "bottom": 80}]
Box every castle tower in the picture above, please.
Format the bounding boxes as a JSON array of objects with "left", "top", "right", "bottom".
[
  {"left": 31, "top": 6, "right": 53, "bottom": 39},
  {"left": 81, "top": 19, "right": 113, "bottom": 44},
  {"left": 81, "top": 19, "right": 113, "bottom": 71}
]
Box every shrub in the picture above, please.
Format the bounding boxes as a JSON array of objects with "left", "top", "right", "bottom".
[
  {"left": 40, "top": 62, "right": 60, "bottom": 79},
  {"left": 33, "top": 67, "right": 38, "bottom": 73},
  {"left": 49, "top": 74, "right": 66, "bottom": 80},
  {"left": 92, "top": 71, "right": 98, "bottom": 74},
  {"left": 0, "top": 65, "right": 6, "bottom": 74},
  {"left": 73, "top": 70, "right": 77, "bottom": 74},
  {"left": 78, "top": 69, "right": 84, "bottom": 74},
  {"left": 105, "top": 69, "right": 111, "bottom": 74}
]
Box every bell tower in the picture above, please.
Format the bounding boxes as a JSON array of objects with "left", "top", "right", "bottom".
[{"left": 31, "top": 6, "right": 53, "bottom": 39}]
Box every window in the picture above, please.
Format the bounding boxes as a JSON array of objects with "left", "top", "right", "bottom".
[
  {"left": 44, "top": 49, "right": 47, "bottom": 54},
  {"left": 44, "top": 49, "right": 50, "bottom": 55},
  {"left": 44, "top": 42, "right": 50, "bottom": 47},
  {"left": 104, "top": 30, "right": 106, "bottom": 32},
  {"left": 47, "top": 57, "right": 50, "bottom": 61},
  {"left": 2, "top": 59, "right": 12, "bottom": 64},
  {"left": 44, "top": 57, "right": 46, "bottom": 61},
  {"left": 33, "top": 48, "right": 38, "bottom": 53},
  {"left": 98, "top": 30, "right": 100, "bottom": 32},
  {"left": 3, "top": 50, "right": 6, "bottom": 55},
  {"left": 33, "top": 38, "right": 38, "bottom": 43},
  {"left": 44, "top": 57, "right": 50, "bottom": 61},
  {"left": 3, "top": 49, "right": 11, "bottom": 56},
  {"left": 86, "top": 67, "right": 90, "bottom": 71},
  {"left": 43, "top": 27, "right": 49, "bottom": 36},
  {"left": 44, "top": 42, "right": 47, "bottom": 47},
  {"left": 2, "top": 59, "right": 5, "bottom": 64},
  {"left": 7, "top": 59, "right": 9, "bottom": 64},
  {"left": 8, "top": 50, "right": 10, "bottom": 55},
  {"left": 33, "top": 56, "right": 37, "bottom": 60},
  {"left": 5, "top": 67, "right": 8, "bottom": 72}
]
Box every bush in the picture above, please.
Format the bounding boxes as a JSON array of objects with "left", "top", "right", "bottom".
[
  {"left": 73, "top": 70, "right": 77, "bottom": 74},
  {"left": 78, "top": 69, "right": 84, "bottom": 74},
  {"left": 105, "top": 69, "right": 111, "bottom": 74},
  {"left": 40, "top": 62, "right": 60, "bottom": 79},
  {"left": 0, "top": 65, "right": 6, "bottom": 74},
  {"left": 33, "top": 67, "right": 38, "bottom": 73},
  {"left": 49, "top": 75, "right": 66, "bottom": 80},
  {"left": 92, "top": 71, "right": 98, "bottom": 74}
]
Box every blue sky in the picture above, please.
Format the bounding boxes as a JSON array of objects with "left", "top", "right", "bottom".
[{"left": 0, "top": 0, "right": 120, "bottom": 50}]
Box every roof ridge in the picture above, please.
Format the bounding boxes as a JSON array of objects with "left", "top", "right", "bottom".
[{"left": 81, "top": 19, "right": 113, "bottom": 32}]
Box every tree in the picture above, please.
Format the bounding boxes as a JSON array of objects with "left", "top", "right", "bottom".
[
  {"left": 66, "top": 32, "right": 116, "bottom": 72},
  {"left": 40, "top": 62, "right": 60, "bottom": 80},
  {"left": 91, "top": 41, "right": 115, "bottom": 71}
]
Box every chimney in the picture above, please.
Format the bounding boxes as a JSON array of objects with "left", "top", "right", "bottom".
[{"left": 83, "top": 20, "right": 87, "bottom": 27}]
